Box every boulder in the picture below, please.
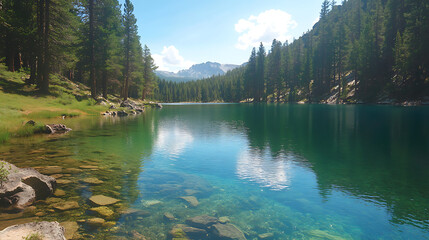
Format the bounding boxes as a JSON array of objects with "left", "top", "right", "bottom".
[
  {"left": 45, "top": 124, "right": 72, "bottom": 134},
  {"left": 116, "top": 110, "right": 128, "bottom": 117},
  {"left": 211, "top": 223, "right": 246, "bottom": 240},
  {"left": 181, "top": 226, "right": 208, "bottom": 239},
  {"left": 25, "top": 120, "right": 36, "bottom": 126},
  {"left": 186, "top": 215, "right": 218, "bottom": 229},
  {"left": 89, "top": 195, "right": 119, "bottom": 206},
  {"left": 120, "top": 100, "right": 145, "bottom": 112},
  {"left": 0, "top": 221, "right": 66, "bottom": 240},
  {"left": 156, "top": 103, "right": 163, "bottom": 108},
  {"left": 0, "top": 161, "right": 56, "bottom": 211}
]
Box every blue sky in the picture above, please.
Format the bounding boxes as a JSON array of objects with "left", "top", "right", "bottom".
[{"left": 119, "top": 0, "right": 322, "bottom": 72}]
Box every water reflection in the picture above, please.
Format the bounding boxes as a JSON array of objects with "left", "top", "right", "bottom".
[
  {"left": 236, "top": 148, "right": 293, "bottom": 190},
  {"left": 155, "top": 125, "right": 194, "bottom": 159},
  {"left": 0, "top": 104, "right": 428, "bottom": 239}
]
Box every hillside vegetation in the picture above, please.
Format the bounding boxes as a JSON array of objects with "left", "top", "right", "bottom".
[
  {"left": 0, "top": 64, "right": 155, "bottom": 143},
  {"left": 154, "top": 0, "right": 429, "bottom": 104}
]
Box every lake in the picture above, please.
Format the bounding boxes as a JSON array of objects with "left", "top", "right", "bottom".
[{"left": 0, "top": 103, "right": 428, "bottom": 239}]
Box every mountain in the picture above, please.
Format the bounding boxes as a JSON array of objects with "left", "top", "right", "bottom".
[{"left": 156, "top": 62, "right": 240, "bottom": 82}]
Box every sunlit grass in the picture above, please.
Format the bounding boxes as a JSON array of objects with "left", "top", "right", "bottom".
[{"left": 0, "top": 64, "right": 110, "bottom": 142}]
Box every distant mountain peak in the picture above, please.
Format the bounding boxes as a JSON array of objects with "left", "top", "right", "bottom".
[{"left": 156, "top": 62, "right": 240, "bottom": 82}]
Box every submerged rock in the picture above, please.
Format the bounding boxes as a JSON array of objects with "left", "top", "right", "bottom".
[
  {"left": 258, "top": 233, "right": 274, "bottom": 239},
  {"left": 35, "top": 166, "right": 63, "bottom": 175},
  {"left": 56, "top": 179, "right": 73, "bottom": 184},
  {"left": 82, "top": 177, "right": 104, "bottom": 185},
  {"left": 52, "top": 201, "right": 79, "bottom": 211},
  {"left": 0, "top": 161, "right": 56, "bottom": 211},
  {"left": 186, "top": 215, "right": 218, "bottom": 229},
  {"left": 54, "top": 189, "right": 66, "bottom": 197},
  {"left": 219, "top": 216, "right": 231, "bottom": 224},
  {"left": 60, "top": 221, "right": 79, "bottom": 240},
  {"left": 169, "top": 227, "right": 189, "bottom": 240},
  {"left": 79, "top": 165, "right": 98, "bottom": 170},
  {"left": 89, "top": 195, "right": 119, "bottom": 206},
  {"left": 86, "top": 218, "right": 105, "bottom": 228},
  {"left": 163, "top": 212, "right": 176, "bottom": 221},
  {"left": 211, "top": 223, "right": 246, "bottom": 240},
  {"left": 142, "top": 199, "right": 162, "bottom": 207},
  {"left": 89, "top": 206, "right": 114, "bottom": 218},
  {"left": 179, "top": 196, "right": 199, "bottom": 207},
  {"left": 180, "top": 225, "right": 208, "bottom": 239},
  {"left": 131, "top": 230, "right": 147, "bottom": 240},
  {"left": 0, "top": 221, "right": 66, "bottom": 240}
]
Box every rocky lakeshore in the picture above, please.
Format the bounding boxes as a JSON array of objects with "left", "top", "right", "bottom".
[{"left": 0, "top": 156, "right": 252, "bottom": 240}]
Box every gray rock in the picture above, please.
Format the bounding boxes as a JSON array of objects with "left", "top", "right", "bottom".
[
  {"left": 116, "top": 110, "right": 128, "bottom": 117},
  {"left": 211, "top": 223, "right": 246, "bottom": 240},
  {"left": 181, "top": 226, "right": 208, "bottom": 239},
  {"left": 186, "top": 215, "right": 218, "bottom": 229},
  {"left": 25, "top": 120, "right": 36, "bottom": 126},
  {"left": 45, "top": 124, "right": 72, "bottom": 134},
  {"left": 0, "top": 221, "right": 66, "bottom": 240},
  {"left": 0, "top": 161, "right": 56, "bottom": 211}
]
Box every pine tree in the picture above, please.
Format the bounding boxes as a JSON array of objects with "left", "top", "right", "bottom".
[
  {"left": 122, "top": 0, "right": 138, "bottom": 100},
  {"left": 142, "top": 45, "right": 158, "bottom": 100},
  {"left": 256, "top": 43, "right": 266, "bottom": 102}
]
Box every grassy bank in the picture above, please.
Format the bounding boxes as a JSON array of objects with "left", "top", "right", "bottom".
[{"left": 0, "top": 64, "right": 155, "bottom": 143}]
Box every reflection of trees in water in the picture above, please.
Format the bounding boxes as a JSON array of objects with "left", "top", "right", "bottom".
[
  {"left": 234, "top": 104, "right": 429, "bottom": 227},
  {"left": 60, "top": 112, "right": 160, "bottom": 205}
]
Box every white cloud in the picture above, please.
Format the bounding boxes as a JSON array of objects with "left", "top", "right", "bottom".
[
  {"left": 153, "top": 46, "right": 194, "bottom": 73},
  {"left": 235, "top": 9, "right": 298, "bottom": 50}
]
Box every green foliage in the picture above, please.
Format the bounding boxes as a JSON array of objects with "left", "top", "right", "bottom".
[
  {"left": 0, "top": 128, "right": 10, "bottom": 144},
  {"left": 154, "top": 0, "right": 428, "bottom": 103},
  {"left": 14, "top": 123, "right": 47, "bottom": 137},
  {"left": 23, "top": 233, "right": 43, "bottom": 240},
  {"left": 0, "top": 161, "right": 12, "bottom": 186}
]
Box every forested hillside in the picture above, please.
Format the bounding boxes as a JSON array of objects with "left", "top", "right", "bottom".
[
  {"left": 0, "top": 0, "right": 157, "bottom": 100},
  {"left": 155, "top": 0, "right": 429, "bottom": 103}
]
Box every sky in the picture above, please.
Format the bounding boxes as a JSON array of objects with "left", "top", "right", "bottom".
[{"left": 119, "top": 0, "right": 322, "bottom": 72}]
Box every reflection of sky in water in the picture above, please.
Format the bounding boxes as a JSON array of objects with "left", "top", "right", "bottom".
[
  {"left": 237, "top": 148, "right": 293, "bottom": 190},
  {"left": 154, "top": 124, "right": 194, "bottom": 159}
]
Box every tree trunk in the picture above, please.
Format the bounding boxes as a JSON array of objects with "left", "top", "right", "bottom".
[
  {"left": 41, "top": 0, "right": 50, "bottom": 94},
  {"left": 102, "top": 70, "right": 108, "bottom": 99},
  {"left": 36, "top": 0, "right": 44, "bottom": 90},
  {"left": 89, "top": 0, "right": 96, "bottom": 99}
]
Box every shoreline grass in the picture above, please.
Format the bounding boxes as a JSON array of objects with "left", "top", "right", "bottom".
[
  {"left": 0, "top": 64, "right": 108, "bottom": 143},
  {"left": 0, "top": 64, "right": 160, "bottom": 144}
]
